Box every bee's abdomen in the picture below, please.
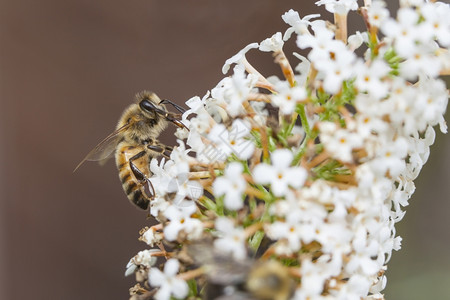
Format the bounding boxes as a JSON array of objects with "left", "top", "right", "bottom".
[
  {"left": 119, "top": 170, "right": 149, "bottom": 210},
  {"left": 116, "top": 145, "right": 151, "bottom": 210}
]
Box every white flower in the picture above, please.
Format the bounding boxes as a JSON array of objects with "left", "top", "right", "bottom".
[
  {"left": 167, "top": 171, "right": 204, "bottom": 206},
  {"left": 150, "top": 195, "right": 170, "bottom": 219},
  {"left": 213, "top": 162, "right": 247, "bottom": 210},
  {"left": 368, "top": 137, "right": 408, "bottom": 178},
  {"left": 316, "top": 221, "right": 353, "bottom": 255},
  {"left": 420, "top": 2, "right": 450, "bottom": 47},
  {"left": 163, "top": 204, "right": 203, "bottom": 241},
  {"left": 125, "top": 249, "right": 159, "bottom": 276},
  {"left": 149, "top": 259, "right": 188, "bottom": 300},
  {"left": 400, "top": 0, "right": 425, "bottom": 7},
  {"left": 381, "top": 8, "right": 421, "bottom": 58},
  {"left": 206, "top": 119, "right": 255, "bottom": 162},
  {"left": 271, "top": 80, "right": 307, "bottom": 114},
  {"left": 282, "top": 10, "right": 321, "bottom": 40},
  {"left": 267, "top": 202, "right": 325, "bottom": 254},
  {"left": 319, "top": 122, "right": 363, "bottom": 163},
  {"left": 330, "top": 274, "right": 372, "bottom": 300},
  {"left": 295, "top": 254, "right": 342, "bottom": 298},
  {"left": 399, "top": 44, "right": 441, "bottom": 80},
  {"left": 259, "top": 32, "right": 284, "bottom": 52},
  {"left": 367, "top": 0, "right": 390, "bottom": 28},
  {"left": 140, "top": 226, "right": 164, "bottom": 247},
  {"left": 182, "top": 93, "right": 214, "bottom": 134},
  {"left": 214, "top": 64, "right": 259, "bottom": 117},
  {"left": 415, "top": 78, "right": 448, "bottom": 127},
  {"left": 315, "top": 0, "right": 359, "bottom": 15},
  {"left": 297, "top": 21, "right": 338, "bottom": 63},
  {"left": 222, "top": 42, "right": 259, "bottom": 74},
  {"left": 292, "top": 53, "right": 311, "bottom": 86},
  {"left": 253, "top": 149, "right": 307, "bottom": 197},
  {"left": 314, "top": 41, "right": 356, "bottom": 94},
  {"left": 149, "top": 156, "right": 203, "bottom": 206},
  {"left": 347, "top": 31, "right": 367, "bottom": 51},
  {"left": 213, "top": 217, "right": 247, "bottom": 260},
  {"left": 346, "top": 227, "right": 381, "bottom": 276},
  {"left": 354, "top": 59, "right": 390, "bottom": 99}
]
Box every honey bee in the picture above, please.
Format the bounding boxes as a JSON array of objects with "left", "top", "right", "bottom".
[
  {"left": 75, "top": 91, "right": 186, "bottom": 210},
  {"left": 185, "top": 242, "right": 295, "bottom": 300}
]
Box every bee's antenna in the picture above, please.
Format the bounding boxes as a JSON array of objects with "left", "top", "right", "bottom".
[{"left": 159, "top": 99, "right": 187, "bottom": 113}]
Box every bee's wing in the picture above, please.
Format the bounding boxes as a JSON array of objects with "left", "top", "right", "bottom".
[{"left": 73, "top": 123, "right": 130, "bottom": 172}]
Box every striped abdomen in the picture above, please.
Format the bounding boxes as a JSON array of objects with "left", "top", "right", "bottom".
[{"left": 115, "top": 142, "right": 152, "bottom": 210}]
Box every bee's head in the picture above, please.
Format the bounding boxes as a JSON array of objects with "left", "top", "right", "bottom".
[
  {"left": 135, "top": 90, "right": 187, "bottom": 130},
  {"left": 137, "top": 91, "right": 167, "bottom": 119}
]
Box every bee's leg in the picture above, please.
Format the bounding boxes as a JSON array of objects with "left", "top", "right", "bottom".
[
  {"left": 166, "top": 113, "right": 189, "bottom": 130},
  {"left": 159, "top": 99, "right": 187, "bottom": 113},
  {"left": 147, "top": 144, "right": 173, "bottom": 159},
  {"left": 129, "top": 151, "right": 156, "bottom": 200},
  {"left": 129, "top": 151, "right": 147, "bottom": 183}
]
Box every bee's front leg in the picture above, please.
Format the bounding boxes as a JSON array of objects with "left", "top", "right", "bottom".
[{"left": 147, "top": 143, "right": 173, "bottom": 159}]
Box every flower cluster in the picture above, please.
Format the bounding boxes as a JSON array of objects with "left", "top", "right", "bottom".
[{"left": 127, "top": 1, "right": 449, "bottom": 299}]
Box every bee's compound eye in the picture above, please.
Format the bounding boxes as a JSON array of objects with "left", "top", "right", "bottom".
[{"left": 139, "top": 99, "right": 155, "bottom": 113}]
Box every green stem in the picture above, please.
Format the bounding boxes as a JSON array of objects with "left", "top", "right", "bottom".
[
  {"left": 249, "top": 230, "right": 265, "bottom": 253},
  {"left": 287, "top": 112, "right": 298, "bottom": 135},
  {"left": 198, "top": 196, "right": 217, "bottom": 213},
  {"left": 296, "top": 104, "right": 311, "bottom": 137},
  {"left": 215, "top": 195, "right": 224, "bottom": 216},
  {"left": 248, "top": 203, "right": 272, "bottom": 253},
  {"left": 292, "top": 137, "right": 308, "bottom": 166},
  {"left": 292, "top": 104, "right": 312, "bottom": 165}
]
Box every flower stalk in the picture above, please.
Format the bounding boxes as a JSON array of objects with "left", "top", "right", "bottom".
[{"left": 125, "top": 2, "right": 450, "bottom": 300}]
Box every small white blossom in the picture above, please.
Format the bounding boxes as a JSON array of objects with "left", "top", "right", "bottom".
[
  {"left": 213, "top": 217, "right": 247, "bottom": 260},
  {"left": 381, "top": 7, "right": 421, "bottom": 58},
  {"left": 346, "top": 227, "right": 381, "bottom": 276},
  {"left": 163, "top": 204, "right": 203, "bottom": 241},
  {"left": 253, "top": 149, "right": 307, "bottom": 197},
  {"left": 367, "top": 0, "right": 390, "bottom": 28},
  {"left": 315, "top": 0, "right": 359, "bottom": 15},
  {"left": 214, "top": 64, "right": 259, "bottom": 117},
  {"left": 271, "top": 80, "right": 307, "bottom": 114},
  {"left": 282, "top": 9, "right": 321, "bottom": 40},
  {"left": 295, "top": 254, "right": 343, "bottom": 299},
  {"left": 298, "top": 21, "right": 337, "bottom": 63},
  {"left": 369, "top": 137, "right": 408, "bottom": 178},
  {"left": 420, "top": 2, "right": 450, "bottom": 47},
  {"left": 213, "top": 162, "right": 247, "bottom": 210},
  {"left": 206, "top": 119, "right": 255, "bottom": 162},
  {"left": 141, "top": 226, "right": 164, "bottom": 247},
  {"left": 319, "top": 122, "right": 364, "bottom": 163},
  {"left": 125, "top": 249, "right": 159, "bottom": 276},
  {"left": 399, "top": 44, "right": 441, "bottom": 80},
  {"left": 149, "top": 259, "right": 188, "bottom": 300},
  {"left": 292, "top": 53, "right": 311, "bottom": 86},
  {"left": 354, "top": 59, "right": 390, "bottom": 99},
  {"left": 222, "top": 42, "right": 259, "bottom": 74},
  {"left": 330, "top": 274, "right": 372, "bottom": 300},
  {"left": 266, "top": 195, "right": 328, "bottom": 254},
  {"left": 347, "top": 31, "right": 367, "bottom": 51},
  {"left": 259, "top": 32, "right": 284, "bottom": 52},
  {"left": 400, "top": 0, "right": 425, "bottom": 7},
  {"left": 314, "top": 41, "right": 356, "bottom": 94}
]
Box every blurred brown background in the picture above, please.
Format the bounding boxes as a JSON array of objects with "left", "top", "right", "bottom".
[{"left": 0, "top": 1, "right": 448, "bottom": 299}]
